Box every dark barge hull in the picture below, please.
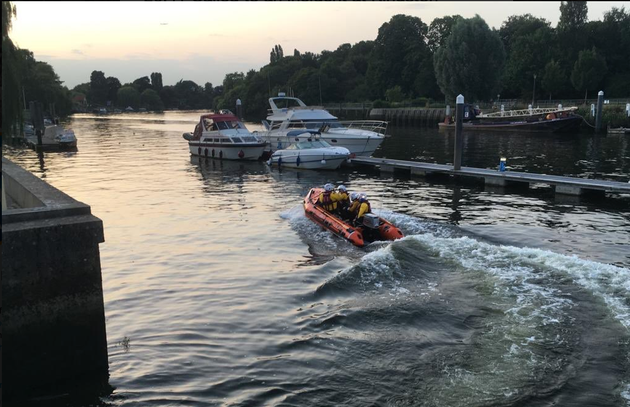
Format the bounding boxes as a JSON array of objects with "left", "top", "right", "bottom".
[{"left": 438, "top": 116, "right": 583, "bottom": 133}]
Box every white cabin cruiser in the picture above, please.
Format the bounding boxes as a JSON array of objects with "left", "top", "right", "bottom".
[
  {"left": 261, "top": 94, "right": 387, "bottom": 157},
  {"left": 267, "top": 130, "right": 350, "bottom": 170},
  {"left": 183, "top": 110, "right": 267, "bottom": 160}
]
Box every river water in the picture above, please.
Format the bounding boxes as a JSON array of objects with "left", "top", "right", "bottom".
[{"left": 4, "top": 111, "right": 630, "bottom": 406}]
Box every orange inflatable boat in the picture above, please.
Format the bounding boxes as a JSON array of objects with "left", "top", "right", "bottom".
[{"left": 303, "top": 188, "right": 404, "bottom": 247}]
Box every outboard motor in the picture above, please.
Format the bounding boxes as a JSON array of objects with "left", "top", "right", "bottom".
[
  {"left": 361, "top": 213, "right": 381, "bottom": 243},
  {"left": 362, "top": 213, "right": 380, "bottom": 229}
]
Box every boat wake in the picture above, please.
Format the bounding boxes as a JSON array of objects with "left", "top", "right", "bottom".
[{"left": 283, "top": 206, "right": 630, "bottom": 405}]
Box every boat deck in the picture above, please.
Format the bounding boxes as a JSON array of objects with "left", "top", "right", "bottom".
[{"left": 350, "top": 156, "right": 630, "bottom": 196}]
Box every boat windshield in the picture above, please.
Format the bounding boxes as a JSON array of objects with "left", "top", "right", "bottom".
[
  {"left": 288, "top": 140, "right": 331, "bottom": 150},
  {"left": 216, "top": 121, "right": 244, "bottom": 130},
  {"left": 203, "top": 118, "right": 245, "bottom": 131},
  {"left": 304, "top": 120, "right": 345, "bottom": 129}
]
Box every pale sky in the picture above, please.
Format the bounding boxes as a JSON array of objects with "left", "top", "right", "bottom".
[{"left": 10, "top": 1, "right": 628, "bottom": 89}]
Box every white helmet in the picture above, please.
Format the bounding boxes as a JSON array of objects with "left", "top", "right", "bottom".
[
  {"left": 338, "top": 185, "right": 347, "bottom": 192},
  {"left": 324, "top": 183, "right": 334, "bottom": 192},
  {"left": 350, "top": 192, "right": 358, "bottom": 200}
]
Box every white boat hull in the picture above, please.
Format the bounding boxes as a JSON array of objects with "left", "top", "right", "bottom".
[
  {"left": 267, "top": 149, "right": 349, "bottom": 170},
  {"left": 189, "top": 142, "right": 266, "bottom": 160},
  {"left": 265, "top": 131, "right": 384, "bottom": 157}
]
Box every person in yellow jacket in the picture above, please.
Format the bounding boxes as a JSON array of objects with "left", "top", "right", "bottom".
[
  {"left": 318, "top": 183, "right": 337, "bottom": 212},
  {"left": 348, "top": 192, "right": 360, "bottom": 217},
  {"left": 333, "top": 185, "right": 350, "bottom": 217},
  {"left": 353, "top": 194, "right": 372, "bottom": 225}
]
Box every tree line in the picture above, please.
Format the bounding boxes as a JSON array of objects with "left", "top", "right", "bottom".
[{"left": 3, "top": 1, "right": 629, "bottom": 136}]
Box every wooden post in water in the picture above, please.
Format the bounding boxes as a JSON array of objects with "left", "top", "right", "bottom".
[
  {"left": 595, "top": 91, "right": 604, "bottom": 133},
  {"left": 454, "top": 95, "right": 464, "bottom": 170},
  {"left": 29, "top": 101, "right": 45, "bottom": 146},
  {"left": 236, "top": 98, "right": 242, "bottom": 120}
]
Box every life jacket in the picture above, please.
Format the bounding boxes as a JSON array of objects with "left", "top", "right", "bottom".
[
  {"left": 319, "top": 191, "right": 337, "bottom": 212},
  {"left": 333, "top": 191, "right": 349, "bottom": 208},
  {"left": 356, "top": 201, "right": 371, "bottom": 220}
]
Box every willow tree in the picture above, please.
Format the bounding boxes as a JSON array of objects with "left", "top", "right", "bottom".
[
  {"left": 2, "top": 1, "right": 23, "bottom": 140},
  {"left": 433, "top": 15, "right": 505, "bottom": 102}
]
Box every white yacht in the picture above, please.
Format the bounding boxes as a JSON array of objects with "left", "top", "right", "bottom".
[
  {"left": 267, "top": 131, "right": 350, "bottom": 170},
  {"left": 261, "top": 94, "right": 387, "bottom": 157},
  {"left": 183, "top": 110, "right": 267, "bottom": 160}
]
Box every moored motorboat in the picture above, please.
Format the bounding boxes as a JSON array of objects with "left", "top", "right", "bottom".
[
  {"left": 261, "top": 93, "right": 387, "bottom": 156},
  {"left": 41, "top": 125, "right": 78, "bottom": 148},
  {"left": 183, "top": 110, "right": 267, "bottom": 160},
  {"left": 303, "top": 187, "right": 403, "bottom": 247},
  {"left": 267, "top": 131, "right": 350, "bottom": 170}
]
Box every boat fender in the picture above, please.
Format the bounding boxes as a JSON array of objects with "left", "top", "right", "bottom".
[
  {"left": 219, "top": 150, "right": 223, "bottom": 159},
  {"left": 238, "top": 150, "right": 245, "bottom": 159},
  {"left": 321, "top": 154, "right": 326, "bottom": 165},
  {"left": 296, "top": 154, "right": 301, "bottom": 166},
  {"left": 212, "top": 149, "right": 215, "bottom": 158},
  {"left": 204, "top": 148, "right": 208, "bottom": 157},
  {"left": 278, "top": 155, "right": 282, "bottom": 166},
  {"left": 198, "top": 147, "right": 202, "bottom": 155}
]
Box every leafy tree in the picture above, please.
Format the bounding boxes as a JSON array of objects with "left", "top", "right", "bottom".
[
  {"left": 500, "top": 15, "right": 554, "bottom": 98},
  {"left": 132, "top": 76, "right": 152, "bottom": 94},
  {"left": 270, "top": 44, "right": 284, "bottom": 63},
  {"left": 542, "top": 60, "right": 566, "bottom": 100},
  {"left": 106, "top": 76, "right": 121, "bottom": 105},
  {"left": 222, "top": 72, "right": 245, "bottom": 93},
  {"left": 427, "top": 15, "right": 464, "bottom": 53},
  {"left": 173, "top": 80, "right": 205, "bottom": 109},
  {"left": 2, "top": 1, "right": 23, "bottom": 137},
  {"left": 589, "top": 7, "right": 630, "bottom": 92},
  {"left": 72, "top": 82, "right": 90, "bottom": 96},
  {"left": 557, "top": 1, "right": 589, "bottom": 75},
  {"left": 571, "top": 47, "right": 607, "bottom": 101},
  {"left": 117, "top": 86, "right": 140, "bottom": 109},
  {"left": 367, "top": 14, "right": 432, "bottom": 99},
  {"left": 558, "top": 1, "right": 588, "bottom": 32},
  {"left": 140, "top": 89, "right": 164, "bottom": 111},
  {"left": 434, "top": 15, "right": 505, "bottom": 102},
  {"left": 150, "top": 72, "right": 163, "bottom": 92},
  {"left": 385, "top": 86, "right": 405, "bottom": 102},
  {"left": 89, "top": 70, "right": 108, "bottom": 106}
]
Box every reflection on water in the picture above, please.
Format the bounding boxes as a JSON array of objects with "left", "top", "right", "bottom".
[
  {"left": 2, "top": 112, "right": 630, "bottom": 406},
  {"left": 377, "top": 125, "right": 630, "bottom": 182}
]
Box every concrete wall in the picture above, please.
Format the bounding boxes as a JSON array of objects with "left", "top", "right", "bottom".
[{"left": 2, "top": 158, "right": 109, "bottom": 403}]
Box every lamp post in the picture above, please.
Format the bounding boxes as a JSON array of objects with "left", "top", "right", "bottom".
[{"left": 532, "top": 74, "right": 537, "bottom": 107}]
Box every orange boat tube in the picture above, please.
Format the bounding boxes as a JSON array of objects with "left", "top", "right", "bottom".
[{"left": 303, "top": 188, "right": 404, "bottom": 247}]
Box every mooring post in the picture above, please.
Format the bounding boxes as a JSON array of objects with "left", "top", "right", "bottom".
[
  {"left": 454, "top": 94, "right": 464, "bottom": 170},
  {"left": 595, "top": 91, "right": 604, "bottom": 133},
  {"left": 236, "top": 98, "right": 242, "bottom": 120}
]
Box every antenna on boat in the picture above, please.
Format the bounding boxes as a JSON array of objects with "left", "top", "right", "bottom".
[{"left": 318, "top": 73, "right": 323, "bottom": 106}]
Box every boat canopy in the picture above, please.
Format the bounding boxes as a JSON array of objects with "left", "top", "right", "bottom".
[
  {"left": 267, "top": 96, "right": 337, "bottom": 121},
  {"left": 285, "top": 140, "right": 332, "bottom": 150}
]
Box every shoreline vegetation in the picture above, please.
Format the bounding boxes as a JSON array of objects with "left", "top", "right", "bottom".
[{"left": 3, "top": 1, "right": 630, "bottom": 135}]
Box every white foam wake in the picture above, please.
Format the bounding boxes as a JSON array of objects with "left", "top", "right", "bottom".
[{"left": 408, "top": 233, "right": 630, "bottom": 330}]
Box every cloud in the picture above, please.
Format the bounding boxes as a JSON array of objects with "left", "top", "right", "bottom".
[{"left": 72, "top": 49, "right": 84, "bottom": 55}]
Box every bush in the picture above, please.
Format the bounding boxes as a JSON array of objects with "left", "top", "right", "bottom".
[
  {"left": 577, "top": 105, "right": 630, "bottom": 128},
  {"left": 411, "top": 97, "right": 429, "bottom": 107},
  {"left": 373, "top": 100, "right": 391, "bottom": 108}
]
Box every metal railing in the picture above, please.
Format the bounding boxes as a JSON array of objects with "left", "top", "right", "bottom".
[{"left": 338, "top": 120, "right": 388, "bottom": 134}]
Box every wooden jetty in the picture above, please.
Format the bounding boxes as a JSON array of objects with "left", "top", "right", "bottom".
[{"left": 350, "top": 156, "right": 630, "bottom": 196}]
